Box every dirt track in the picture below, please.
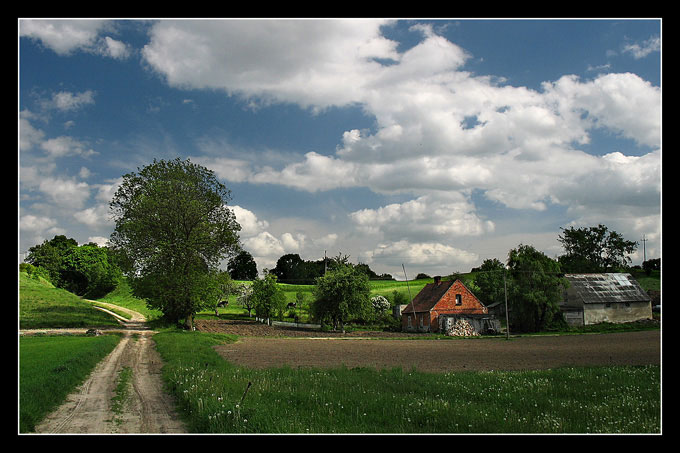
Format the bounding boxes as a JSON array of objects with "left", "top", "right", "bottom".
[
  {"left": 30, "top": 304, "right": 187, "bottom": 434},
  {"left": 199, "top": 319, "right": 661, "bottom": 373}
]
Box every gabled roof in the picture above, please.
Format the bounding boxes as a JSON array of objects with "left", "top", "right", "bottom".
[
  {"left": 564, "top": 273, "right": 650, "bottom": 305},
  {"left": 403, "top": 279, "right": 456, "bottom": 313}
]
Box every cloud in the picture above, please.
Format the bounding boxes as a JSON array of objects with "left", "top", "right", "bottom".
[
  {"left": 40, "top": 136, "right": 97, "bottom": 158},
  {"left": 142, "top": 19, "right": 400, "bottom": 109},
  {"left": 38, "top": 177, "right": 91, "bottom": 210},
  {"left": 361, "top": 240, "right": 479, "bottom": 274},
  {"left": 73, "top": 204, "right": 110, "bottom": 227},
  {"left": 622, "top": 35, "right": 660, "bottom": 59},
  {"left": 48, "top": 90, "right": 96, "bottom": 112},
  {"left": 350, "top": 193, "right": 495, "bottom": 242},
  {"left": 20, "top": 19, "right": 131, "bottom": 59},
  {"left": 20, "top": 214, "right": 56, "bottom": 232},
  {"left": 230, "top": 205, "right": 337, "bottom": 272}
]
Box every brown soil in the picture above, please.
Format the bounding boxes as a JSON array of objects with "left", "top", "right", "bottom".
[{"left": 199, "top": 319, "right": 661, "bottom": 373}]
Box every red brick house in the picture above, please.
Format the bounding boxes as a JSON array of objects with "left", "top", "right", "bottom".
[{"left": 401, "top": 276, "right": 490, "bottom": 333}]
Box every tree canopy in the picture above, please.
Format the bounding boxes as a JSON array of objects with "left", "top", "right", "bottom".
[
  {"left": 557, "top": 224, "right": 638, "bottom": 273},
  {"left": 228, "top": 250, "right": 258, "bottom": 280},
  {"left": 311, "top": 263, "right": 372, "bottom": 331},
  {"left": 109, "top": 158, "right": 241, "bottom": 328},
  {"left": 25, "top": 235, "right": 121, "bottom": 298},
  {"left": 507, "top": 244, "right": 568, "bottom": 333}
]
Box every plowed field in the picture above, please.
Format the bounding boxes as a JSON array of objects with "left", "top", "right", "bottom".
[{"left": 197, "top": 319, "right": 661, "bottom": 373}]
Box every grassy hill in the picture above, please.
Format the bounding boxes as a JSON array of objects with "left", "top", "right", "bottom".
[{"left": 19, "top": 271, "right": 120, "bottom": 329}]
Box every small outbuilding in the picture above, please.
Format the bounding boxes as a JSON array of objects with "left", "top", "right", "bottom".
[
  {"left": 559, "top": 273, "right": 652, "bottom": 327},
  {"left": 401, "top": 276, "right": 499, "bottom": 334}
]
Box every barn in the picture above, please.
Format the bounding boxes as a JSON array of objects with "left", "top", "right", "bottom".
[
  {"left": 559, "top": 273, "right": 652, "bottom": 327},
  {"left": 401, "top": 276, "right": 499, "bottom": 334}
]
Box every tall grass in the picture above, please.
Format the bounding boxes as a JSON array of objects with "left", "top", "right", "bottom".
[
  {"left": 154, "top": 330, "right": 660, "bottom": 434},
  {"left": 19, "top": 272, "right": 120, "bottom": 329},
  {"left": 19, "top": 334, "right": 122, "bottom": 432}
]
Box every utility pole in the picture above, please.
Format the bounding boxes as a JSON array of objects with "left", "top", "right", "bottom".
[
  {"left": 504, "top": 269, "right": 510, "bottom": 340},
  {"left": 403, "top": 264, "right": 415, "bottom": 330},
  {"left": 641, "top": 235, "right": 647, "bottom": 264},
  {"left": 324, "top": 250, "right": 327, "bottom": 275}
]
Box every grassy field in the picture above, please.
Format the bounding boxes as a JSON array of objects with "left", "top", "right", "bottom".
[
  {"left": 19, "top": 271, "right": 121, "bottom": 329},
  {"left": 154, "top": 329, "right": 660, "bottom": 434},
  {"left": 19, "top": 334, "right": 122, "bottom": 432}
]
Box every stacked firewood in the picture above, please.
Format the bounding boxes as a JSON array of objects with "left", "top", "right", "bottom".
[{"left": 445, "top": 319, "right": 479, "bottom": 337}]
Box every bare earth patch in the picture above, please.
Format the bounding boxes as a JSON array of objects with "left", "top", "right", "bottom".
[{"left": 198, "top": 319, "right": 661, "bottom": 373}]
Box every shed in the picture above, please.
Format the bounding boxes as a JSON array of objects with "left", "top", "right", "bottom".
[
  {"left": 401, "top": 276, "right": 498, "bottom": 334},
  {"left": 559, "top": 273, "right": 652, "bottom": 326}
]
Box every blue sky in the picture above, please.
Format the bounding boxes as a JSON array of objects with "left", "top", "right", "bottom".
[{"left": 19, "top": 18, "right": 661, "bottom": 278}]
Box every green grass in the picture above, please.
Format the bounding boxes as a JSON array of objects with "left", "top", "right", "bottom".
[
  {"left": 153, "top": 329, "right": 660, "bottom": 434},
  {"left": 19, "top": 334, "right": 122, "bottom": 432},
  {"left": 19, "top": 272, "right": 121, "bottom": 329},
  {"left": 93, "top": 277, "right": 163, "bottom": 321}
]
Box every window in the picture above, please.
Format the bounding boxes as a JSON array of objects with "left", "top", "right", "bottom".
[{"left": 455, "top": 294, "right": 462, "bottom": 305}]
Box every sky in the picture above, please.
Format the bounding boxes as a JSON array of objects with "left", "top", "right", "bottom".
[{"left": 18, "top": 18, "right": 662, "bottom": 279}]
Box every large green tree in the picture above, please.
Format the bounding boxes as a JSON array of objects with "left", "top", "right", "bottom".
[
  {"left": 25, "top": 236, "right": 120, "bottom": 298},
  {"left": 507, "top": 244, "right": 569, "bottom": 333},
  {"left": 557, "top": 224, "right": 638, "bottom": 273},
  {"left": 60, "top": 244, "right": 122, "bottom": 298},
  {"left": 311, "top": 263, "right": 372, "bottom": 331},
  {"left": 473, "top": 258, "right": 506, "bottom": 308},
  {"left": 109, "top": 158, "right": 241, "bottom": 329},
  {"left": 25, "top": 235, "right": 79, "bottom": 286},
  {"left": 227, "top": 250, "right": 258, "bottom": 280}
]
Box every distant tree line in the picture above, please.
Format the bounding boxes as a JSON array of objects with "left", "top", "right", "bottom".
[{"left": 227, "top": 252, "right": 395, "bottom": 284}]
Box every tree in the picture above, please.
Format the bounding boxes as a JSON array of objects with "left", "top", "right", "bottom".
[
  {"left": 206, "top": 270, "right": 235, "bottom": 316},
  {"left": 557, "top": 224, "right": 638, "bottom": 273},
  {"left": 311, "top": 263, "right": 372, "bottom": 331},
  {"left": 236, "top": 283, "right": 255, "bottom": 317},
  {"left": 60, "top": 244, "right": 122, "bottom": 298},
  {"left": 507, "top": 244, "right": 569, "bottom": 333},
  {"left": 25, "top": 235, "right": 79, "bottom": 286},
  {"left": 228, "top": 250, "right": 258, "bottom": 280},
  {"left": 251, "top": 273, "right": 286, "bottom": 321},
  {"left": 109, "top": 158, "right": 241, "bottom": 329},
  {"left": 473, "top": 258, "right": 506, "bottom": 309},
  {"left": 271, "top": 253, "right": 306, "bottom": 283},
  {"left": 25, "top": 236, "right": 120, "bottom": 298}
]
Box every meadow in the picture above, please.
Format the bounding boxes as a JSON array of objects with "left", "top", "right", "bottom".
[{"left": 154, "top": 330, "right": 660, "bottom": 434}]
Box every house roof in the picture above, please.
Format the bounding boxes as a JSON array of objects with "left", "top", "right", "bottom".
[
  {"left": 564, "top": 273, "right": 650, "bottom": 305},
  {"left": 403, "top": 279, "right": 456, "bottom": 314}
]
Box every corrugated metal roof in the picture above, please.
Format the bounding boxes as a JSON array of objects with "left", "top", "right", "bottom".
[{"left": 564, "top": 273, "right": 650, "bottom": 305}]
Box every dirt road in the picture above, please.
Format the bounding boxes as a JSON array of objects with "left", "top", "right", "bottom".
[{"left": 30, "top": 305, "right": 187, "bottom": 434}]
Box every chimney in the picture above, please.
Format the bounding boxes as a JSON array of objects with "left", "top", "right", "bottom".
[{"left": 434, "top": 276, "right": 441, "bottom": 285}]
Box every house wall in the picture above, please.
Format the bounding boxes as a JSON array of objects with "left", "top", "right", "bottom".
[
  {"left": 402, "top": 280, "right": 488, "bottom": 333},
  {"left": 402, "top": 311, "right": 431, "bottom": 332},
  {"left": 583, "top": 301, "right": 653, "bottom": 325}
]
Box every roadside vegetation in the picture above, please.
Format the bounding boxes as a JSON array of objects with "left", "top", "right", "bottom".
[{"left": 19, "top": 334, "right": 121, "bottom": 432}]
